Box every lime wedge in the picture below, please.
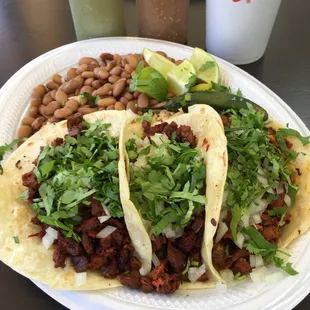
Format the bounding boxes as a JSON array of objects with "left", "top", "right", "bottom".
[
  {"left": 191, "top": 83, "right": 212, "bottom": 92},
  {"left": 190, "top": 47, "right": 220, "bottom": 84},
  {"left": 143, "top": 48, "right": 175, "bottom": 80},
  {"left": 167, "top": 59, "right": 196, "bottom": 96}
]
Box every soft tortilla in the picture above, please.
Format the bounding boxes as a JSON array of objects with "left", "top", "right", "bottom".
[
  {"left": 0, "top": 110, "right": 148, "bottom": 290},
  {"left": 269, "top": 122, "right": 310, "bottom": 249},
  {"left": 119, "top": 104, "right": 228, "bottom": 287}
]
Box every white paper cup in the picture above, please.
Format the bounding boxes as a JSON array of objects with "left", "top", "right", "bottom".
[{"left": 206, "top": 0, "right": 282, "bottom": 65}]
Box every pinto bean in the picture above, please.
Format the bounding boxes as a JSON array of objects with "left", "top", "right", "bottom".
[
  {"left": 81, "top": 71, "right": 95, "bottom": 79},
  {"left": 124, "top": 92, "right": 134, "bottom": 101},
  {"left": 112, "top": 79, "right": 126, "bottom": 97},
  {"left": 106, "top": 105, "right": 115, "bottom": 110},
  {"left": 109, "top": 66, "right": 122, "bottom": 76},
  {"left": 78, "top": 107, "right": 97, "bottom": 115},
  {"left": 127, "top": 100, "right": 137, "bottom": 113},
  {"left": 80, "top": 86, "right": 93, "bottom": 94},
  {"left": 65, "top": 99, "right": 79, "bottom": 112},
  {"left": 126, "top": 54, "right": 139, "bottom": 69},
  {"left": 74, "top": 75, "right": 85, "bottom": 88},
  {"left": 108, "top": 75, "right": 120, "bottom": 84},
  {"left": 66, "top": 68, "right": 78, "bottom": 80},
  {"left": 137, "top": 93, "right": 149, "bottom": 108},
  {"left": 30, "top": 98, "right": 42, "bottom": 107},
  {"left": 18, "top": 125, "right": 32, "bottom": 138},
  {"left": 78, "top": 57, "right": 99, "bottom": 66},
  {"left": 84, "top": 77, "right": 95, "bottom": 86},
  {"left": 55, "top": 90, "right": 68, "bottom": 104},
  {"left": 54, "top": 107, "right": 73, "bottom": 119},
  {"left": 42, "top": 93, "right": 53, "bottom": 105},
  {"left": 44, "top": 101, "right": 61, "bottom": 116},
  {"left": 120, "top": 97, "right": 128, "bottom": 105},
  {"left": 76, "top": 64, "right": 88, "bottom": 74},
  {"left": 115, "top": 101, "right": 125, "bottom": 110},
  {"left": 46, "top": 81, "right": 59, "bottom": 90},
  {"left": 105, "top": 60, "right": 116, "bottom": 72},
  {"left": 29, "top": 107, "right": 39, "bottom": 118},
  {"left": 32, "top": 85, "right": 46, "bottom": 98},
  {"left": 31, "top": 116, "right": 45, "bottom": 131},
  {"left": 91, "top": 80, "right": 102, "bottom": 89},
  {"left": 96, "top": 84, "right": 112, "bottom": 96},
  {"left": 62, "top": 80, "right": 80, "bottom": 94},
  {"left": 52, "top": 73, "right": 62, "bottom": 85},
  {"left": 50, "top": 89, "right": 57, "bottom": 100},
  {"left": 97, "top": 97, "right": 116, "bottom": 107},
  {"left": 94, "top": 68, "right": 109, "bottom": 80},
  {"left": 100, "top": 53, "right": 114, "bottom": 62},
  {"left": 22, "top": 116, "right": 36, "bottom": 126}
]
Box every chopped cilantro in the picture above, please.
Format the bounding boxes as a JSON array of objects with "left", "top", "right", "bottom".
[
  {"left": 236, "top": 88, "right": 243, "bottom": 97},
  {"left": 128, "top": 134, "right": 206, "bottom": 235},
  {"left": 13, "top": 236, "right": 19, "bottom": 244},
  {"left": 185, "top": 73, "right": 197, "bottom": 91},
  {"left": 0, "top": 139, "right": 21, "bottom": 174},
  {"left": 199, "top": 61, "right": 216, "bottom": 72},
  {"left": 136, "top": 110, "right": 153, "bottom": 123},
  {"left": 18, "top": 121, "right": 123, "bottom": 242},
  {"left": 79, "top": 92, "right": 101, "bottom": 106},
  {"left": 130, "top": 63, "right": 168, "bottom": 100}
]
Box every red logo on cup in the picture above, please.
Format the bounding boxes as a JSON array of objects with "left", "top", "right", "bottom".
[{"left": 233, "top": 0, "right": 251, "bottom": 3}]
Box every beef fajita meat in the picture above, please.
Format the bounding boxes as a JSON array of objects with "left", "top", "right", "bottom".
[
  {"left": 71, "top": 256, "right": 88, "bottom": 273},
  {"left": 142, "top": 121, "right": 197, "bottom": 148}
]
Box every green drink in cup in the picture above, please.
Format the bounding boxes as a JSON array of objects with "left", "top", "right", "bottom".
[{"left": 69, "top": 0, "right": 126, "bottom": 40}]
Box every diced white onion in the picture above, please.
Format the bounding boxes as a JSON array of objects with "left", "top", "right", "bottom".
[
  {"left": 98, "top": 215, "right": 111, "bottom": 223},
  {"left": 265, "top": 272, "right": 284, "bottom": 283},
  {"left": 46, "top": 227, "right": 58, "bottom": 239},
  {"left": 255, "top": 255, "right": 264, "bottom": 268},
  {"left": 252, "top": 214, "right": 262, "bottom": 224},
  {"left": 250, "top": 255, "right": 256, "bottom": 268},
  {"left": 220, "top": 269, "right": 234, "bottom": 283},
  {"left": 249, "top": 196, "right": 268, "bottom": 215},
  {"left": 284, "top": 194, "right": 292, "bottom": 207},
  {"left": 152, "top": 252, "right": 160, "bottom": 267},
  {"left": 162, "top": 223, "right": 177, "bottom": 238},
  {"left": 250, "top": 266, "right": 268, "bottom": 283},
  {"left": 257, "top": 174, "right": 268, "bottom": 188},
  {"left": 241, "top": 212, "right": 250, "bottom": 228},
  {"left": 220, "top": 208, "right": 228, "bottom": 221},
  {"left": 42, "top": 233, "right": 55, "bottom": 250},
  {"left": 222, "top": 191, "right": 228, "bottom": 207},
  {"left": 188, "top": 264, "right": 206, "bottom": 283},
  {"left": 96, "top": 225, "right": 116, "bottom": 239},
  {"left": 215, "top": 282, "right": 227, "bottom": 292},
  {"left": 215, "top": 221, "right": 228, "bottom": 243},
  {"left": 75, "top": 272, "right": 87, "bottom": 287},
  {"left": 100, "top": 202, "right": 111, "bottom": 217},
  {"left": 276, "top": 184, "right": 285, "bottom": 194},
  {"left": 150, "top": 134, "right": 164, "bottom": 146},
  {"left": 174, "top": 227, "right": 184, "bottom": 238},
  {"left": 236, "top": 232, "right": 245, "bottom": 249}
]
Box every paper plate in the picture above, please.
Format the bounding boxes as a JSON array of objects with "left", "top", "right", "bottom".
[{"left": 0, "top": 37, "right": 309, "bottom": 310}]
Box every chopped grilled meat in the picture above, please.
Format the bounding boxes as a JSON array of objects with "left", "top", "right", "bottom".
[
  {"left": 119, "top": 270, "right": 141, "bottom": 290},
  {"left": 99, "top": 234, "right": 112, "bottom": 250},
  {"left": 140, "top": 276, "right": 153, "bottom": 293},
  {"left": 89, "top": 255, "right": 107, "bottom": 270},
  {"left": 129, "top": 256, "right": 142, "bottom": 271},
  {"left": 71, "top": 256, "right": 88, "bottom": 273},
  {"left": 101, "top": 261, "right": 119, "bottom": 279},
  {"left": 233, "top": 258, "right": 252, "bottom": 275},
  {"left": 191, "top": 215, "right": 204, "bottom": 233},
  {"left": 178, "top": 231, "right": 196, "bottom": 253},
  {"left": 167, "top": 241, "right": 186, "bottom": 273},
  {"left": 81, "top": 232, "right": 94, "bottom": 255},
  {"left": 53, "top": 246, "right": 67, "bottom": 268},
  {"left": 22, "top": 170, "right": 38, "bottom": 190},
  {"left": 79, "top": 218, "right": 100, "bottom": 233},
  {"left": 148, "top": 263, "right": 166, "bottom": 281},
  {"left": 261, "top": 225, "right": 280, "bottom": 243},
  {"left": 152, "top": 273, "right": 181, "bottom": 294},
  {"left": 90, "top": 196, "right": 103, "bottom": 217},
  {"left": 67, "top": 113, "right": 84, "bottom": 137},
  {"left": 212, "top": 241, "right": 226, "bottom": 270},
  {"left": 57, "top": 233, "right": 83, "bottom": 256},
  {"left": 152, "top": 235, "right": 167, "bottom": 252},
  {"left": 51, "top": 137, "right": 64, "bottom": 147}
]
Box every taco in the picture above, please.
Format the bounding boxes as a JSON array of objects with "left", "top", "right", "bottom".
[
  {"left": 118, "top": 105, "right": 228, "bottom": 293},
  {"left": 0, "top": 111, "right": 151, "bottom": 290},
  {"left": 211, "top": 105, "right": 310, "bottom": 282}
]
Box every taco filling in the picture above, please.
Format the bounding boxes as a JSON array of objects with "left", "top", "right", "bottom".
[
  {"left": 119, "top": 120, "right": 210, "bottom": 293},
  {"left": 20, "top": 115, "right": 142, "bottom": 283},
  {"left": 213, "top": 106, "right": 309, "bottom": 281}
]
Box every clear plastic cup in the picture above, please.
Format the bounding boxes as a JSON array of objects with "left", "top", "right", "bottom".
[
  {"left": 206, "top": 0, "right": 282, "bottom": 64},
  {"left": 69, "top": 0, "right": 126, "bottom": 41},
  {"left": 136, "top": 0, "right": 190, "bottom": 44}
]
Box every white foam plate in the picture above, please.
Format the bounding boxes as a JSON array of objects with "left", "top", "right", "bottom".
[{"left": 0, "top": 37, "right": 309, "bottom": 310}]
